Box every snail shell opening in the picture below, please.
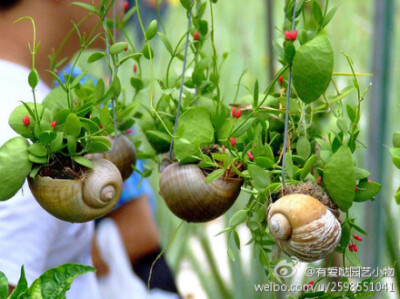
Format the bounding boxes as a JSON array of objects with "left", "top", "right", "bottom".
[
  {"left": 159, "top": 163, "right": 243, "bottom": 223},
  {"left": 267, "top": 194, "right": 341, "bottom": 262}
]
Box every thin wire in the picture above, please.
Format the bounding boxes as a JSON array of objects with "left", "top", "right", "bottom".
[
  {"left": 104, "top": 0, "right": 118, "bottom": 153},
  {"left": 281, "top": 0, "right": 296, "bottom": 190},
  {"left": 168, "top": 0, "right": 194, "bottom": 160}
]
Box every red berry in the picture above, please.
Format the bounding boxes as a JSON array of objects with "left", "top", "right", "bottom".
[
  {"left": 278, "top": 76, "right": 283, "bottom": 86},
  {"left": 22, "top": 115, "right": 30, "bottom": 126},
  {"left": 230, "top": 137, "right": 236, "bottom": 147},
  {"left": 231, "top": 107, "right": 237, "bottom": 118},
  {"left": 133, "top": 64, "right": 138, "bottom": 73},
  {"left": 247, "top": 151, "right": 254, "bottom": 161},
  {"left": 354, "top": 234, "right": 363, "bottom": 241},
  {"left": 124, "top": 1, "right": 129, "bottom": 11},
  {"left": 193, "top": 31, "right": 199, "bottom": 41},
  {"left": 317, "top": 176, "right": 322, "bottom": 185},
  {"left": 50, "top": 121, "right": 57, "bottom": 130},
  {"left": 125, "top": 128, "right": 133, "bottom": 134}
]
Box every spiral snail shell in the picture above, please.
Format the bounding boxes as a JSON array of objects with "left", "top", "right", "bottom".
[
  {"left": 28, "top": 158, "right": 123, "bottom": 223},
  {"left": 267, "top": 193, "right": 341, "bottom": 262},
  {"left": 86, "top": 135, "right": 136, "bottom": 181},
  {"left": 159, "top": 163, "right": 243, "bottom": 222}
]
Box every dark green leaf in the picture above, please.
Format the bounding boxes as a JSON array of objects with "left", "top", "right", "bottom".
[
  {"left": 145, "top": 20, "right": 158, "bottom": 40},
  {"left": 300, "top": 154, "right": 317, "bottom": 180},
  {"left": 254, "top": 156, "right": 274, "bottom": 169},
  {"left": 88, "top": 51, "right": 105, "bottom": 63},
  {"left": 130, "top": 77, "right": 144, "bottom": 91},
  {"left": 67, "top": 135, "right": 77, "bottom": 155},
  {"left": 180, "top": 0, "right": 192, "bottom": 10},
  {"left": 9, "top": 266, "right": 28, "bottom": 299},
  {"left": 0, "top": 271, "right": 7, "bottom": 299},
  {"left": 141, "top": 45, "right": 154, "bottom": 59},
  {"left": 354, "top": 181, "right": 381, "bottom": 202},
  {"left": 312, "top": 1, "right": 323, "bottom": 26},
  {"left": 28, "top": 69, "right": 39, "bottom": 89}
]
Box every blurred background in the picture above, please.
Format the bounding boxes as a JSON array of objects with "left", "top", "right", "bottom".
[{"left": 82, "top": 0, "right": 400, "bottom": 297}]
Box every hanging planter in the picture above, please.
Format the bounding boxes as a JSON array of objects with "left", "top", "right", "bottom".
[
  {"left": 267, "top": 183, "right": 341, "bottom": 262},
  {"left": 86, "top": 135, "right": 136, "bottom": 181},
  {"left": 159, "top": 162, "right": 243, "bottom": 223},
  {"left": 29, "top": 158, "right": 122, "bottom": 223}
]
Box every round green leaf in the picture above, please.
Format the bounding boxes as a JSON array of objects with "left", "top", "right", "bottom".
[
  {"left": 0, "top": 137, "right": 32, "bottom": 201},
  {"left": 292, "top": 33, "right": 334, "bottom": 103}
]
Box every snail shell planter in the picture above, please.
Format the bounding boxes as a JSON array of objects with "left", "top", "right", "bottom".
[
  {"left": 159, "top": 163, "right": 243, "bottom": 223},
  {"left": 267, "top": 183, "right": 342, "bottom": 262},
  {"left": 86, "top": 135, "right": 137, "bottom": 181},
  {"left": 28, "top": 158, "right": 123, "bottom": 223}
]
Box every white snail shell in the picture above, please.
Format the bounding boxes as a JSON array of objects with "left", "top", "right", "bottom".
[
  {"left": 28, "top": 158, "right": 122, "bottom": 223},
  {"left": 86, "top": 135, "right": 136, "bottom": 181},
  {"left": 267, "top": 194, "right": 341, "bottom": 262},
  {"left": 159, "top": 163, "right": 243, "bottom": 223}
]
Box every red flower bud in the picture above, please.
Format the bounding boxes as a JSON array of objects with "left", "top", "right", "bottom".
[
  {"left": 230, "top": 137, "right": 236, "bottom": 147},
  {"left": 368, "top": 179, "right": 372, "bottom": 183},
  {"left": 285, "top": 30, "right": 298, "bottom": 41},
  {"left": 355, "top": 185, "right": 359, "bottom": 192},
  {"left": 99, "top": 124, "right": 103, "bottom": 129},
  {"left": 124, "top": 1, "right": 129, "bottom": 11},
  {"left": 50, "top": 121, "right": 57, "bottom": 130},
  {"left": 125, "top": 128, "right": 133, "bottom": 134},
  {"left": 353, "top": 243, "right": 358, "bottom": 252},
  {"left": 133, "top": 64, "right": 138, "bottom": 73},
  {"left": 231, "top": 107, "right": 237, "bottom": 118},
  {"left": 317, "top": 176, "right": 322, "bottom": 185},
  {"left": 193, "top": 31, "right": 199, "bottom": 41},
  {"left": 278, "top": 76, "right": 283, "bottom": 86},
  {"left": 305, "top": 281, "right": 314, "bottom": 290},
  {"left": 22, "top": 115, "right": 30, "bottom": 126},
  {"left": 124, "top": 40, "right": 128, "bottom": 51},
  {"left": 349, "top": 243, "right": 354, "bottom": 252},
  {"left": 235, "top": 109, "right": 242, "bottom": 118},
  {"left": 221, "top": 145, "right": 226, "bottom": 153},
  {"left": 354, "top": 234, "right": 363, "bottom": 241},
  {"left": 247, "top": 151, "right": 254, "bottom": 161}
]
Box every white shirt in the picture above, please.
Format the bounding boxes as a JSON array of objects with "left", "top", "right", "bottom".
[{"left": 0, "top": 60, "right": 101, "bottom": 299}]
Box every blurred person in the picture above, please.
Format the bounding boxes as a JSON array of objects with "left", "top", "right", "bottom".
[{"left": 0, "top": 0, "right": 124, "bottom": 297}]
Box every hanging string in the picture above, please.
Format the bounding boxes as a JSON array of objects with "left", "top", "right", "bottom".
[
  {"left": 104, "top": 0, "right": 119, "bottom": 152},
  {"left": 168, "top": 0, "right": 195, "bottom": 160},
  {"left": 281, "top": 0, "right": 297, "bottom": 190}
]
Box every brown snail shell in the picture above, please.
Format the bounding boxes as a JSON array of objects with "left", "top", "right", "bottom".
[
  {"left": 86, "top": 135, "right": 136, "bottom": 181},
  {"left": 267, "top": 194, "right": 341, "bottom": 262},
  {"left": 28, "top": 158, "right": 123, "bottom": 223},
  {"left": 159, "top": 163, "right": 243, "bottom": 223}
]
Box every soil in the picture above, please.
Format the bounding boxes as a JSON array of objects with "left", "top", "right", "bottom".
[{"left": 38, "top": 154, "right": 87, "bottom": 180}]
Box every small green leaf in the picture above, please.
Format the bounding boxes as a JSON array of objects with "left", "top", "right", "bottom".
[
  {"left": 0, "top": 271, "right": 8, "bottom": 299},
  {"left": 229, "top": 210, "right": 248, "bottom": 227},
  {"left": 28, "top": 69, "right": 39, "bottom": 89},
  {"left": 300, "top": 154, "right": 317, "bottom": 180},
  {"left": 284, "top": 151, "right": 294, "bottom": 179},
  {"left": 354, "top": 167, "right": 370, "bottom": 180},
  {"left": 158, "top": 32, "right": 173, "bottom": 54},
  {"left": 205, "top": 168, "right": 224, "bottom": 183},
  {"left": 71, "top": 2, "right": 98, "bottom": 13},
  {"left": 9, "top": 266, "right": 28, "bottom": 299},
  {"left": 232, "top": 230, "right": 240, "bottom": 250},
  {"left": 73, "top": 156, "right": 93, "bottom": 169},
  {"left": 146, "top": 20, "right": 158, "bottom": 40},
  {"left": 390, "top": 148, "right": 400, "bottom": 169},
  {"left": 253, "top": 81, "right": 259, "bottom": 107},
  {"left": 54, "top": 109, "right": 71, "bottom": 125},
  {"left": 67, "top": 135, "right": 77, "bottom": 155},
  {"left": 323, "top": 146, "right": 355, "bottom": 211},
  {"left": 296, "top": 135, "right": 311, "bottom": 159},
  {"left": 130, "top": 77, "right": 144, "bottom": 91},
  {"left": 88, "top": 51, "right": 105, "bottom": 63},
  {"left": 64, "top": 113, "right": 81, "bottom": 137},
  {"left": 29, "top": 166, "right": 41, "bottom": 179},
  {"left": 180, "top": 0, "right": 192, "bottom": 10},
  {"left": 254, "top": 156, "right": 274, "bottom": 169},
  {"left": 354, "top": 181, "right": 381, "bottom": 202},
  {"left": 142, "top": 45, "right": 154, "bottom": 59},
  {"left": 28, "top": 143, "right": 47, "bottom": 157},
  {"left": 100, "top": 107, "right": 113, "bottom": 130},
  {"left": 248, "top": 164, "right": 270, "bottom": 191},
  {"left": 312, "top": 0, "right": 323, "bottom": 26},
  {"left": 28, "top": 153, "right": 47, "bottom": 164}
]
